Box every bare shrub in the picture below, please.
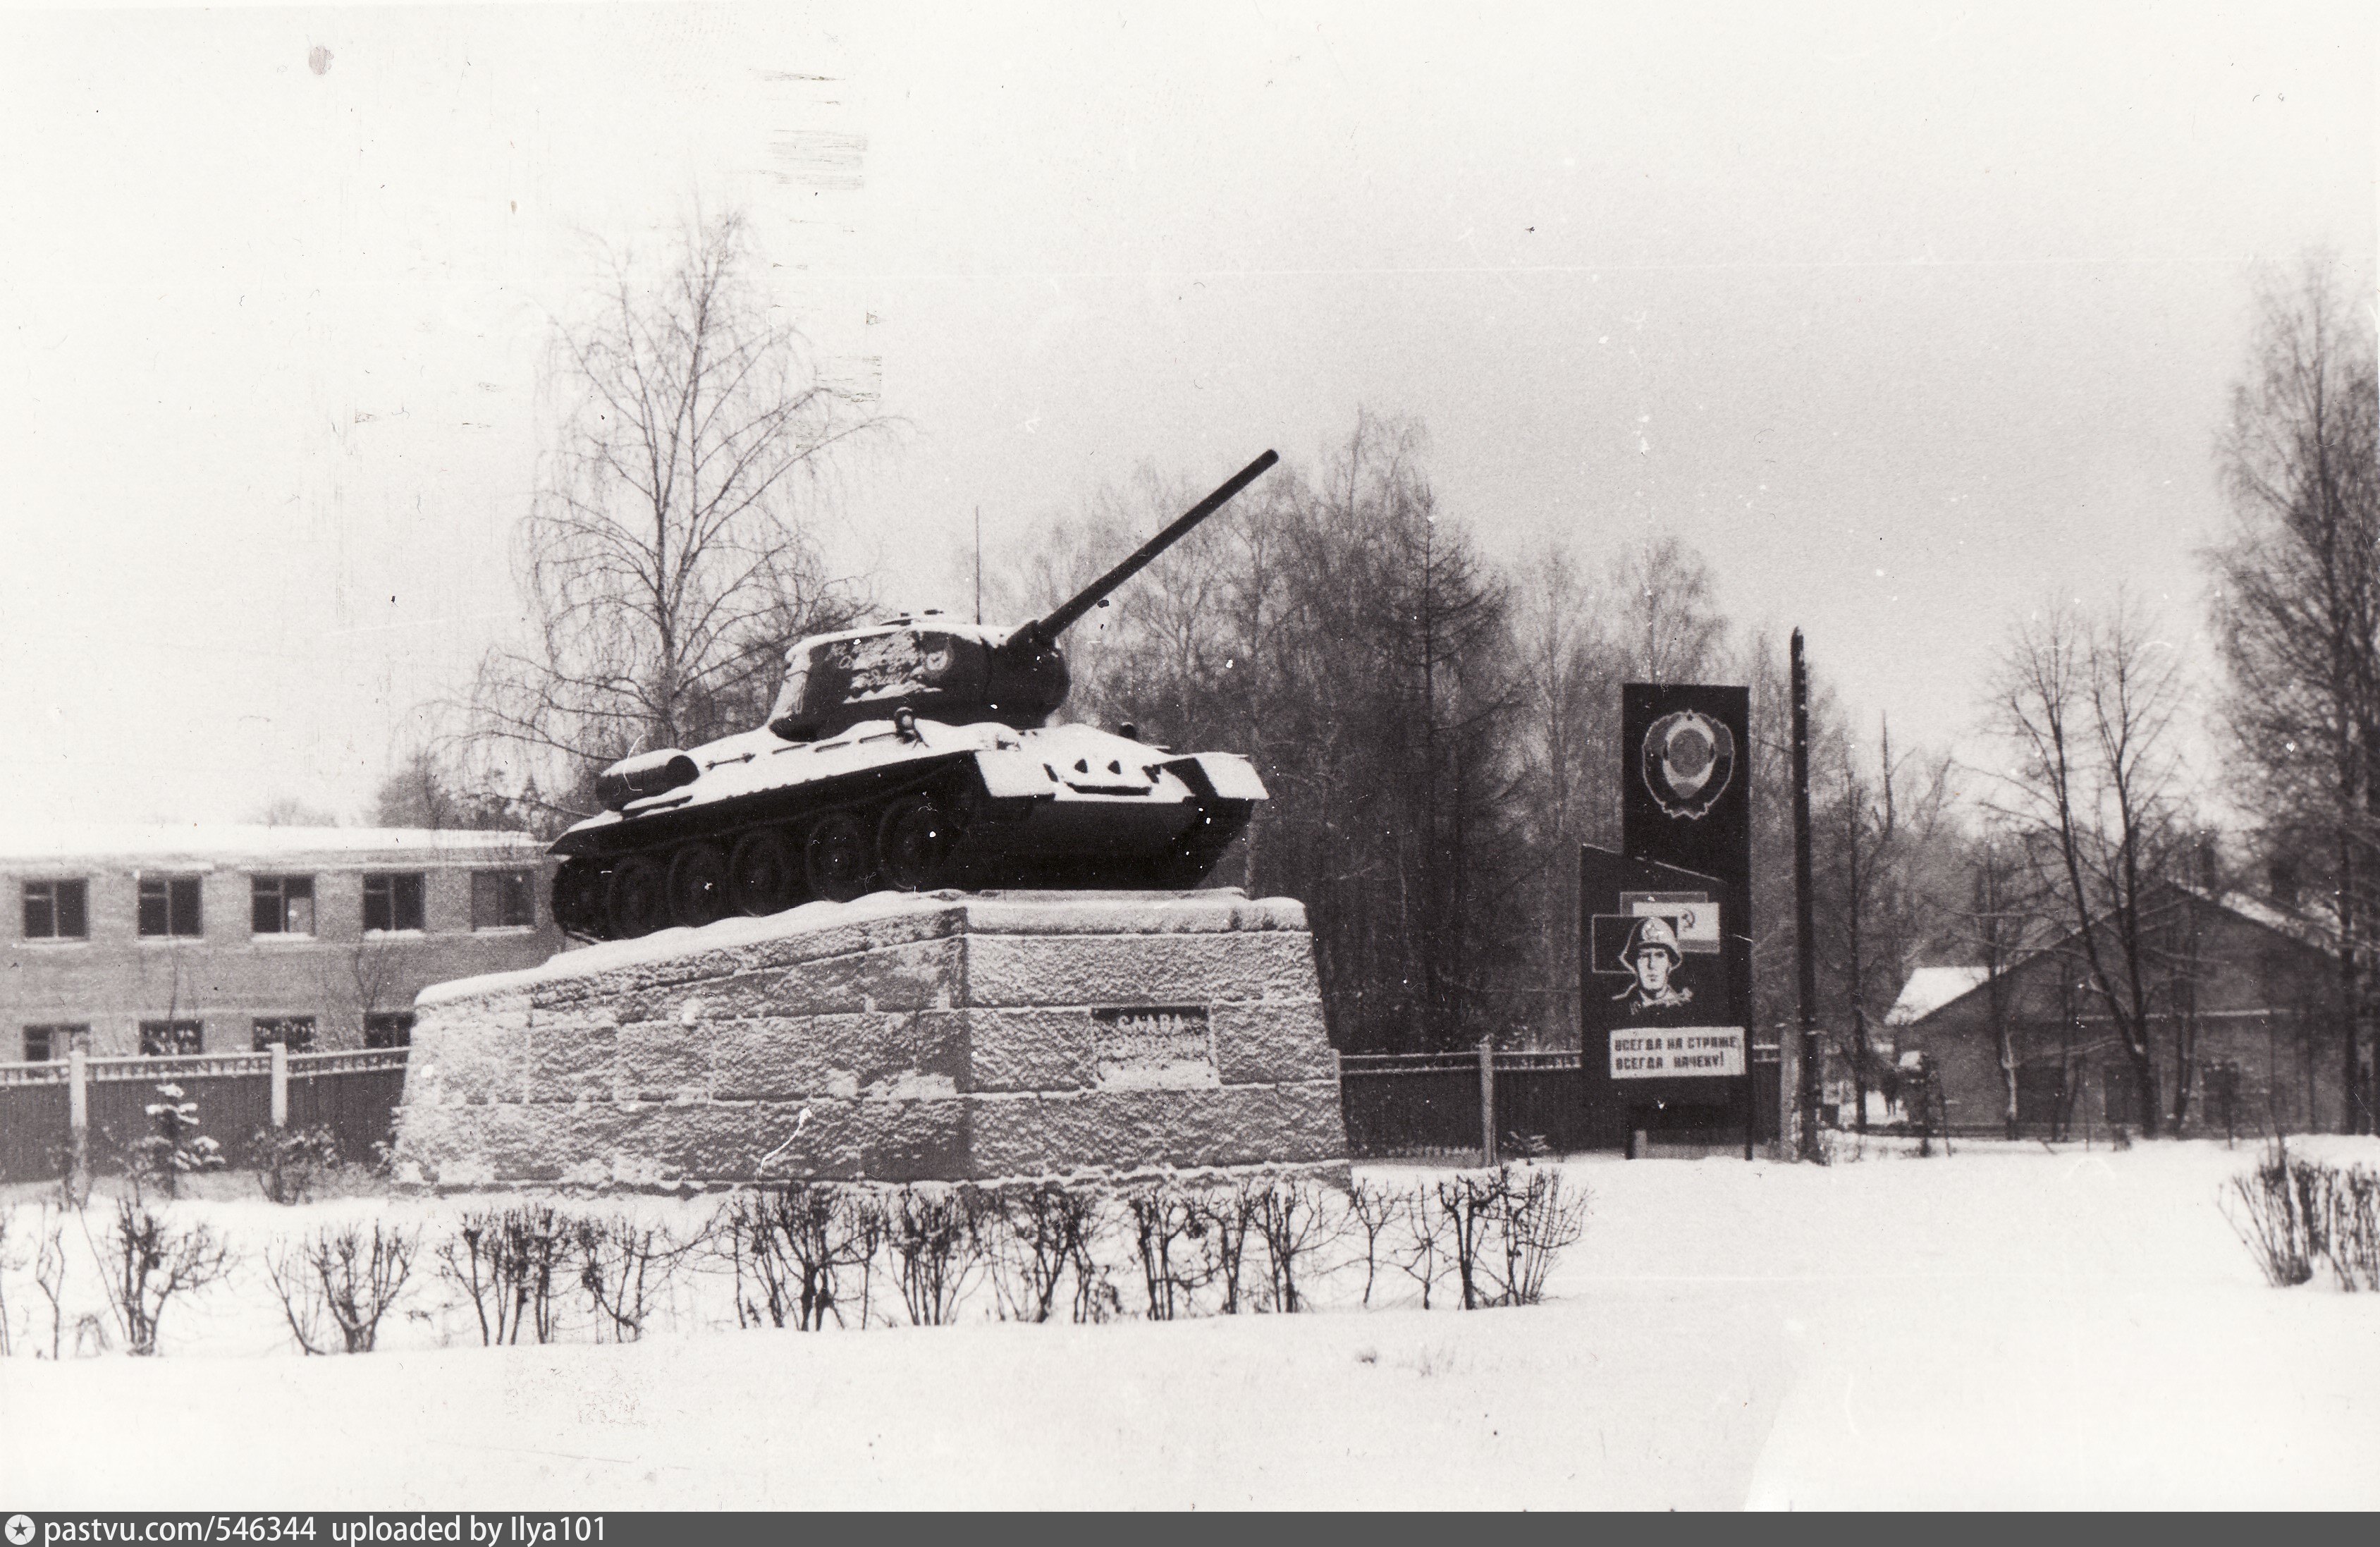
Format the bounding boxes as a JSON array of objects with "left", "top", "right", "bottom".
[
  {"left": 1195, "top": 1183, "right": 1264, "bottom": 1314},
  {"left": 269, "top": 1223, "right": 417, "bottom": 1354},
  {"left": 32, "top": 1208, "right": 68, "bottom": 1359},
  {"left": 981, "top": 1183, "right": 1098, "bottom": 1323},
  {"left": 842, "top": 1190, "right": 890, "bottom": 1328},
  {"left": 715, "top": 1185, "right": 876, "bottom": 1332},
  {"left": 574, "top": 1213, "right": 699, "bottom": 1342},
  {"left": 1343, "top": 1178, "right": 1401, "bottom": 1308},
  {"left": 438, "top": 1206, "right": 568, "bottom": 1344},
  {"left": 1069, "top": 1194, "right": 1124, "bottom": 1325},
  {"left": 888, "top": 1185, "right": 986, "bottom": 1327},
  {"left": 97, "top": 1198, "right": 232, "bottom": 1355},
  {"left": 252, "top": 1126, "right": 343, "bottom": 1206},
  {"left": 2322, "top": 1165, "right": 2380, "bottom": 1292},
  {"left": 714, "top": 1192, "right": 790, "bottom": 1330},
  {"left": 266, "top": 1242, "right": 329, "bottom": 1354},
  {"left": 1256, "top": 1181, "right": 1333, "bottom": 1313},
  {"left": 1396, "top": 1182, "right": 1454, "bottom": 1309},
  {"left": 1492, "top": 1166, "right": 1588, "bottom": 1306},
  {"left": 1435, "top": 1170, "right": 1507, "bottom": 1310},
  {"left": 1127, "top": 1187, "right": 1210, "bottom": 1320},
  {"left": 2224, "top": 1138, "right": 2323, "bottom": 1287},
  {"left": 0, "top": 1205, "right": 17, "bottom": 1357}
]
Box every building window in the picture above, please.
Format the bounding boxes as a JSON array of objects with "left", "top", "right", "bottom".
[
  {"left": 251, "top": 1016, "right": 317, "bottom": 1052},
  {"left": 251, "top": 875, "right": 316, "bottom": 936},
  {"left": 137, "top": 876, "right": 204, "bottom": 938},
  {"left": 472, "top": 870, "right": 536, "bottom": 930},
  {"left": 364, "top": 1011, "right": 415, "bottom": 1049},
  {"left": 362, "top": 873, "right": 427, "bottom": 933},
  {"left": 138, "top": 1020, "right": 204, "bottom": 1056},
  {"left": 23, "top": 1024, "right": 87, "bottom": 1063},
  {"left": 22, "top": 880, "right": 90, "bottom": 941}
]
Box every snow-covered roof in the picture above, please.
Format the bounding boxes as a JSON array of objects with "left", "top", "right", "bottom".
[
  {"left": 2212, "top": 887, "right": 2334, "bottom": 950},
  {"left": 0, "top": 824, "right": 548, "bottom": 869},
  {"left": 1885, "top": 966, "right": 1994, "bottom": 1026}
]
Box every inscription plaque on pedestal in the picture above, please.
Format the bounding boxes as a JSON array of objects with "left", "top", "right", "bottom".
[{"left": 1093, "top": 1004, "right": 1218, "bottom": 1089}]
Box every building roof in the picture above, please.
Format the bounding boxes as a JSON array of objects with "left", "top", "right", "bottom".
[
  {"left": 0, "top": 824, "right": 547, "bottom": 869},
  {"left": 2185, "top": 883, "right": 2338, "bottom": 955},
  {"left": 1889, "top": 883, "right": 2339, "bottom": 1032},
  {"left": 1884, "top": 966, "right": 1994, "bottom": 1026}
]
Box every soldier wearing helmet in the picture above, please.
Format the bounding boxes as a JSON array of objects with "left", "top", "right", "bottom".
[{"left": 1614, "top": 914, "right": 1694, "bottom": 1015}]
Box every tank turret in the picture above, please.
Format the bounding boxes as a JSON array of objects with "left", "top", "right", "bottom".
[
  {"left": 548, "top": 450, "right": 1283, "bottom": 941},
  {"left": 766, "top": 448, "right": 1277, "bottom": 743}
]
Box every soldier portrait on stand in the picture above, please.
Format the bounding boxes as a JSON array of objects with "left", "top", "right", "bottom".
[{"left": 1614, "top": 914, "right": 1695, "bottom": 1016}]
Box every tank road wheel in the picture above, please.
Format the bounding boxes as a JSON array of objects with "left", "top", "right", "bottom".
[
  {"left": 727, "top": 827, "right": 802, "bottom": 917},
  {"left": 667, "top": 841, "right": 730, "bottom": 929},
  {"left": 606, "top": 854, "right": 673, "bottom": 938},
  {"left": 876, "top": 795, "right": 957, "bottom": 892},
  {"left": 804, "top": 812, "right": 875, "bottom": 903},
  {"left": 551, "top": 859, "right": 606, "bottom": 938}
]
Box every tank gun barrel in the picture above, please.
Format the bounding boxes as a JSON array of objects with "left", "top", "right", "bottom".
[{"left": 1012, "top": 449, "right": 1278, "bottom": 651}]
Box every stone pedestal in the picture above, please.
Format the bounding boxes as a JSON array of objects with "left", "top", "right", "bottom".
[{"left": 392, "top": 890, "right": 1347, "bottom": 1192}]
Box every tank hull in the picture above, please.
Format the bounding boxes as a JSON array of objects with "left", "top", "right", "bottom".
[{"left": 548, "top": 719, "right": 1263, "bottom": 941}]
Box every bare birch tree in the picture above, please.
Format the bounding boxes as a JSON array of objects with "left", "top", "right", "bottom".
[
  {"left": 1820, "top": 719, "right": 1952, "bottom": 1130},
  {"left": 464, "top": 212, "right": 876, "bottom": 817},
  {"left": 1953, "top": 824, "right": 2058, "bottom": 1139},
  {"left": 1989, "top": 597, "right": 2192, "bottom": 1134},
  {"left": 2208, "top": 255, "right": 2380, "bottom": 1133}
]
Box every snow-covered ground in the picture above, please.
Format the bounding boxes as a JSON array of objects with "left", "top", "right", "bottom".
[{"left": 1, "top": 1137, "right": 2374, "bottom": 1510}]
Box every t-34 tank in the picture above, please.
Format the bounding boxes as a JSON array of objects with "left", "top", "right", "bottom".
[{"left": 548, "top": 450, "right": 1280, "bottom": 941}]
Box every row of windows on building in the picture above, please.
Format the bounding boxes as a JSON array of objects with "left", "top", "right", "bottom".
[
  {"left": 18, "top": 870, "right": 536, "bottom": 942},
  {"left": 18, "top": 1013, "right": 417, "bottom": 1063}
]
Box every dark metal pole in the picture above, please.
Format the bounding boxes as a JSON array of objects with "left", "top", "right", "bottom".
[{"left": 1792, "top": 628, "right": 1821, "bottom": 1160}]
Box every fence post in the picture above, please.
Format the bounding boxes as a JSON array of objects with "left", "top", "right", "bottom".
[
  {"left": 1478, "top": 1040, "right": 1498, "bottom": 1167},
  {"left": 68, "top": 1046, "right": 89, "bottom": 1199},
  {"left": 269, "top": 1041, "right": 289, "bottom": 1129}
]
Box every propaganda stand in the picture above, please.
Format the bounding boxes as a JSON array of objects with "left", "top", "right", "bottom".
[{"left": 1582, "top": 684, "right": 1758, "bottom": 1157}]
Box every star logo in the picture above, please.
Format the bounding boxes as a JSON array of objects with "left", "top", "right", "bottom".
[{"left": 6, "top": 1513, "right": 35, "bottom": 1546}]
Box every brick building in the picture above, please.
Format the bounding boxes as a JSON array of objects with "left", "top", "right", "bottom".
[
  {"left": 1, "top": 826, "right": 562, "bottom": 1061},
  {"left": 1889, "top": 886, "right": 2372, "bottom": 1139}
]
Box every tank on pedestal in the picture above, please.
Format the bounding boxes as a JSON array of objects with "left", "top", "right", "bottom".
[{"left": 549, "top": 451, "right": 1280, "bottom": 942}]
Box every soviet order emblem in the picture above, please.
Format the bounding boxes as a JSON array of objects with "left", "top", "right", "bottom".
[{"left": 1641, "top": 709, "right": 1735, "bottom": 819}]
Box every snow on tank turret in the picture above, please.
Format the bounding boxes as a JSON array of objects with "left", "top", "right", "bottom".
[{"left": 548, "top": 450, "right": 1280, "bottom": 941}]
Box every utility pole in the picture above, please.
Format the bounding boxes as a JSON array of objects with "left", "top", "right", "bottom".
[{"left": 1792, "top": 628, "right": 1821, "bottom": 1158}]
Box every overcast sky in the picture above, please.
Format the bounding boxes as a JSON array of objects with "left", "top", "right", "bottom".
[{"left": 1, "top": 2, "right": 2369, "bottom": 828}]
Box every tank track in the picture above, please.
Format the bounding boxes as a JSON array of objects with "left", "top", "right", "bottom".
[{"left": 552, "top": 770, "right": 1253, "bottom": 943}]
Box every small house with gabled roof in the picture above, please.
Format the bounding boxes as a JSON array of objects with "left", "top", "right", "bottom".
[{"left": 1887, "top": 885, "right": 2368, "bottom": 1139}]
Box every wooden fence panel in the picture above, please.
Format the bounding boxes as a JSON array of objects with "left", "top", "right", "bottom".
[
  {"left": 1493, "top": 1065, "right": 1590, "bottom": 1154},
  {"left": 85, "top": 1070, "right": 274, "bottom": 1171},
  {"left": 1339, "top": 1058, "right": 1483, "bottom": 1158},
  {"left": 0, "top": 1053, "right": 410, "bottom": 1183},
  {"left": 0, "top": 1077, "right": 70, "bottom": 1182},
  {"left": 1339, "top": 1052, "right": 1600, "bottom": 1159},
  {"left": 287, "top": 1061, "right": 409, "bottom": 1162}
]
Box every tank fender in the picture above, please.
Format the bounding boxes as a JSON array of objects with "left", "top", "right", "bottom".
[
  {"left": 1160, "top": 752, "right": 1268, "bottom": 803},
  {"left": 974, "top": 746, "right": 1062, "bottom": 800}
]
